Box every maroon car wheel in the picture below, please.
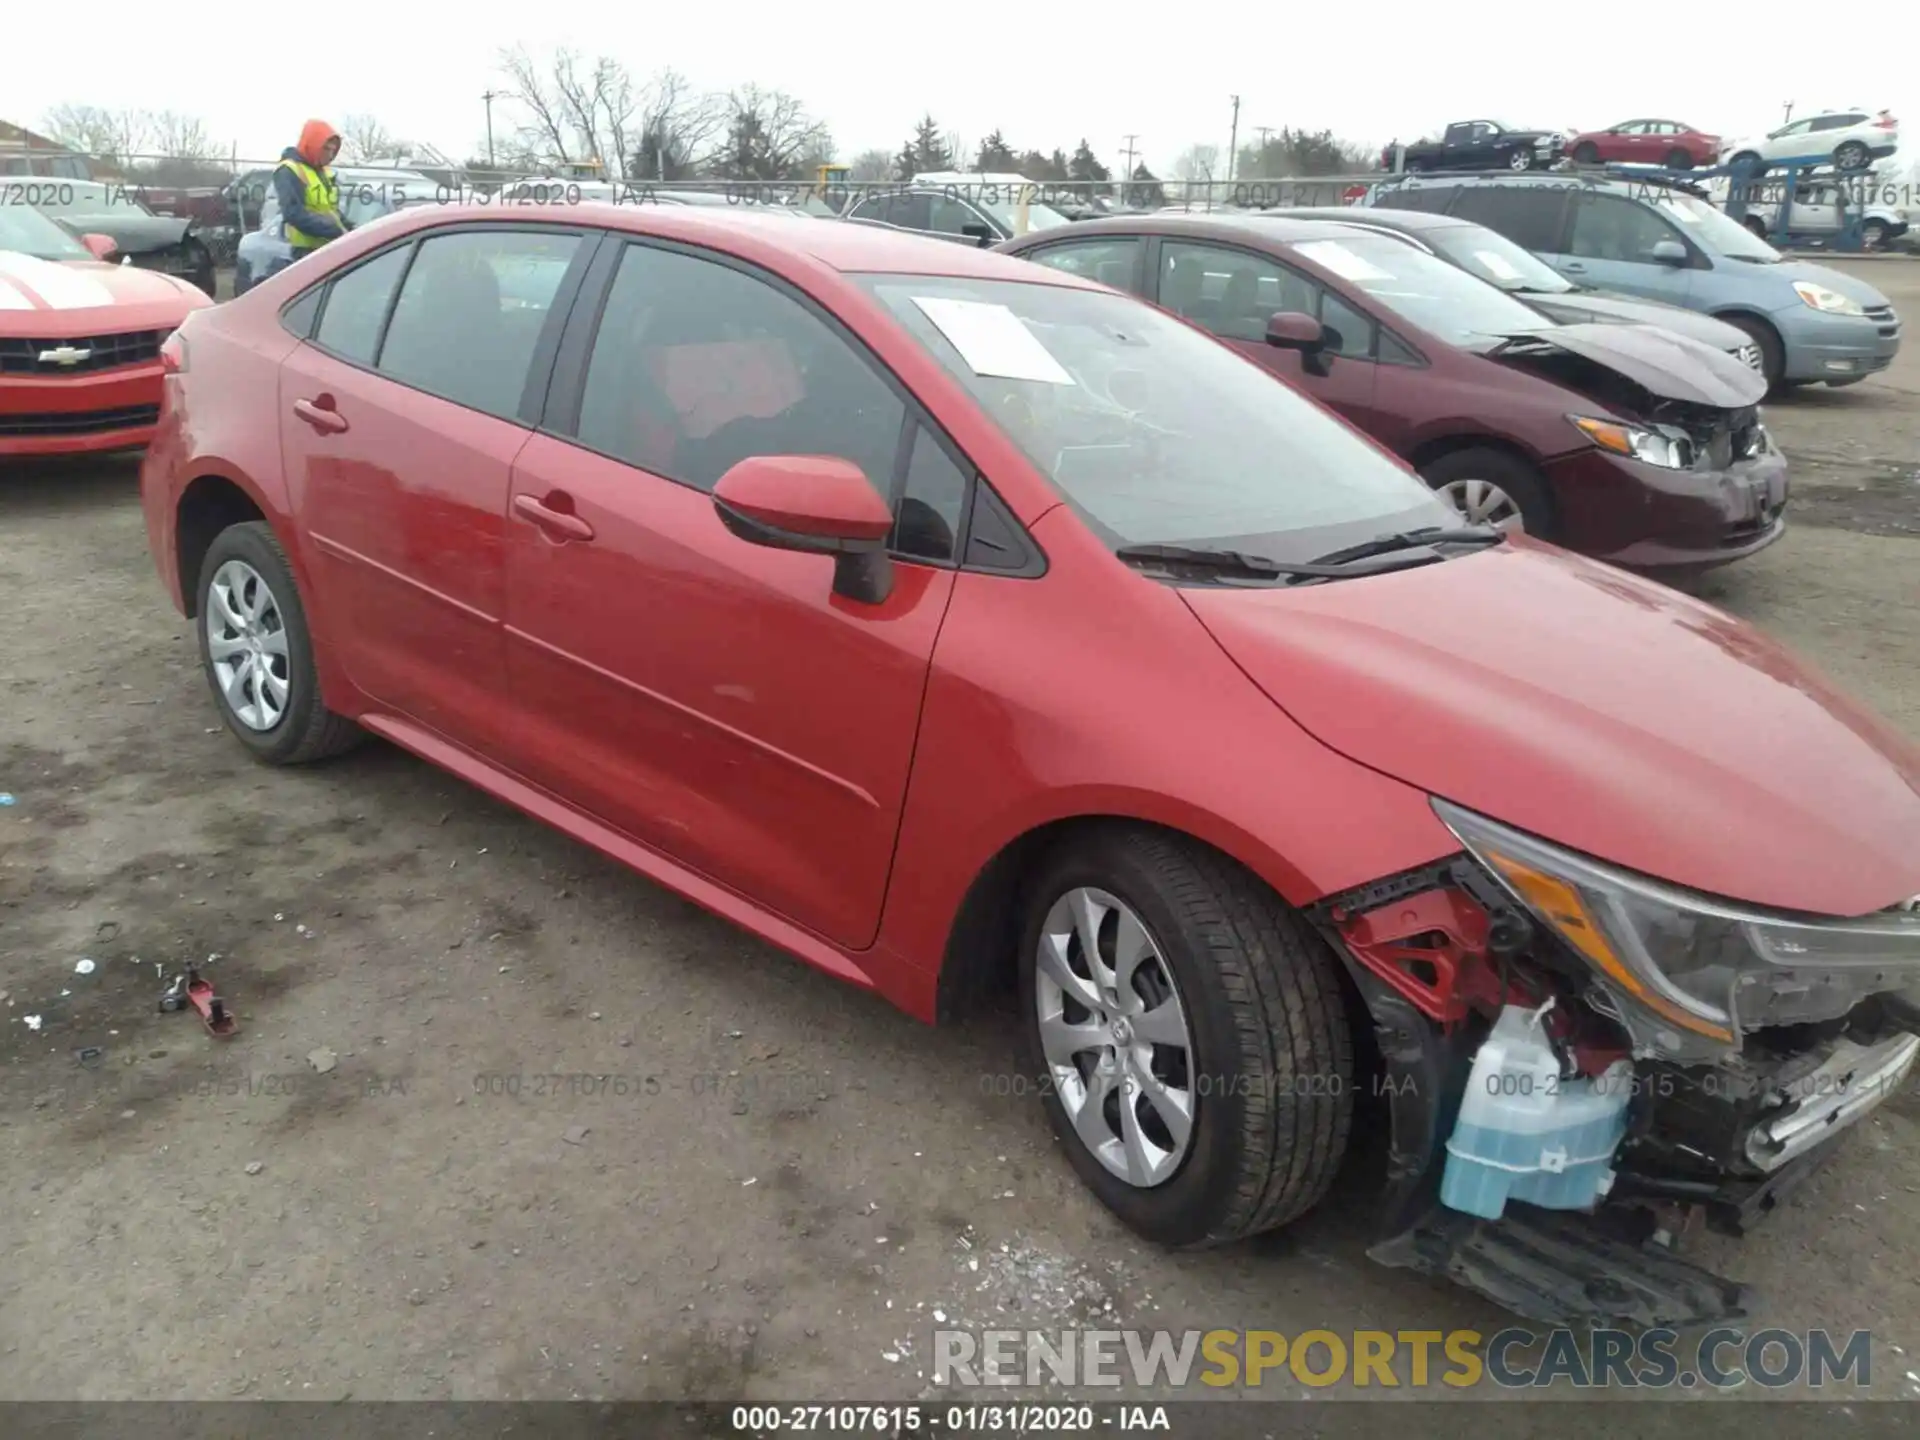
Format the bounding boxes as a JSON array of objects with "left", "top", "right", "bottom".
[{"left": 1418, "top": 448, "right": 1555, "bottom": 539}]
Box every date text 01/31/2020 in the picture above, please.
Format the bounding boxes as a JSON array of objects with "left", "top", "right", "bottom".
[{"left": 727, "top": 1403, "right": 1174, "bottom": 1433}]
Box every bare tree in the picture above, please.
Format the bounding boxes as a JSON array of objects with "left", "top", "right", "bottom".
[
  {"left": 1172, "top": 143, "right": 1220, "bottom": 182},
  {"left": 499, "top": 45, "right": 579, "bottom": 170},
  {"left": 631, "top": 68, "right": 724, "bottom": 182},
  {"left": 42, "top": 104, "right": 150, "bottom": 169},
  {"left": 149, "top": 110, "right": 217, "bottom": 161},
  {"left": 703, "top": 86, "right": 830, "bottom": 182},
  {"left": 338, "top": 113, "right": 408, "bottom": 165},
  {"left": 847, "top": 148, "right": 893, "bottom": 183}
]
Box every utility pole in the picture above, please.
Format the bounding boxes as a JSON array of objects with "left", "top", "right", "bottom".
[
  {"left": 482, "top": 89, "right": 502, "bottom": 170},
  {"left": 1221, "top": 94, "right": 1241, "bottom": 210},
  {"left": 1120, "top": 133, "right": 1139, "bottom": 204}
]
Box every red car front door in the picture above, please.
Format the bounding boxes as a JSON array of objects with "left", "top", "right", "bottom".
[
  {"left": 279, "top": 227, "right": 587, "bottom": 757},
  {"left": 501, "top": 239, "right": 961, "bottom": 950}
]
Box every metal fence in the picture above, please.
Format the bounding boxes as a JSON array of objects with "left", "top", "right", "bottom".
[{"left": 5, "top": 149, "right": 1403, "bottom": 266}]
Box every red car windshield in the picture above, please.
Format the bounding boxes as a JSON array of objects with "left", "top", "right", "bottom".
[
  {"left": 857, "top": 273, "right": 1453, "bottom": 559},
  {"left": 0, "top": 201, "right": 90, "bottom": 261}
]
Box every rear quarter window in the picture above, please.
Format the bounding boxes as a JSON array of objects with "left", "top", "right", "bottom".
[{"left": 1445, "top": 185, "right": 1569, "bottom": 252}]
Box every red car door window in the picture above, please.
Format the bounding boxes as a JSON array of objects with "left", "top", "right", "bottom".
[{"left": 649, "top": 339, "right": 806, "bottom": 439}]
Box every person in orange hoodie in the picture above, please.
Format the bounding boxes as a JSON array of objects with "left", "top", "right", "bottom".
[{"left": 271, "top": 119, "right": 348, "bottom": 259}]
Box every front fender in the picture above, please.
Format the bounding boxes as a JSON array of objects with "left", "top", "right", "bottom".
[{"left": 875, "top": 523, "right": 1461, "bottom": 1002}]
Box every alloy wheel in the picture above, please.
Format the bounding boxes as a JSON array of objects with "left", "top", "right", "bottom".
[
  {"left": 1035, "top": 887, "right": 1195, "bottom": 1189},
  {"left": 1437, "top": 478, "right": 1525, "bottom": 531},
  {"left": 206, "top": 558, "right": 291, "bottom": 731},
  {"left": 1508, "top": 150, "right": 1533, "bottom": 171},
  {"left": 1835, "top": 141, "right": 1869, "bottom": 171}
]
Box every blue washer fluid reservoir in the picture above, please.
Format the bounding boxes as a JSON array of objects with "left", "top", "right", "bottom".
[{"left": 1440, "top": 1000, "right": 1633, "bottom": 1221}]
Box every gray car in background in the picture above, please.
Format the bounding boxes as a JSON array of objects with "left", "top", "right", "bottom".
[
  {"left": 1365, "top": 173, "right": 1901, "bottom": 390},
  {"left": 1269, "top": 205, "right": 1764, "bottom": 371}
]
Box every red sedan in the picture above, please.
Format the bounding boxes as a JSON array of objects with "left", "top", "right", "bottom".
[
  {"left": 140, "top": 202, "right": 1920, "bottom": 1324},
  {"left": 1569, "top": 119, "right": 1722, "bottom": 169},
  {"left": 1, "top": 200, "right": 213, "bottom": 457}
]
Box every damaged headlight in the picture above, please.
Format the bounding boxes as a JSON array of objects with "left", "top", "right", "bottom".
[
  {"left": 1793, "top": 281, "right": 1866, "bottom": 317},
  {"left": 1569, "top": 414, "right": 1693, "bottom": 469},
  {"left": 1433, "top": 798, "right": 1920, "bottom": 1063}
]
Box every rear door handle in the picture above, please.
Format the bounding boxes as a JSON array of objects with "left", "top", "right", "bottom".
[
  {"left": 512, "top": 492, "right": 595, "bottom": 542},
  {"left": 292, "top": 397, "right": 348, "bottom": 434},
  {"left": 1558, "top": 261, "right": 1587, "bottom": 273}
]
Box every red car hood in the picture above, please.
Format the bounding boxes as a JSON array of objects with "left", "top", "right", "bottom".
[
  {"left": 0, "top": 251, "right": 207, "bottom": 333},
  {"left": 1183, "top": 541, "right": 1920, "bottom": 917}
]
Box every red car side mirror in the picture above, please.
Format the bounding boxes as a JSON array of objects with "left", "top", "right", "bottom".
[
  {"left": 712, "top": 454, "right": 896, "bottom": 604},
  {"left": 80, "top": 232, "right": 118, "bottom": 261}
]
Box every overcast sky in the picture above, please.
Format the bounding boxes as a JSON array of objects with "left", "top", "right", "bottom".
[{"left": 13, "top": 7, "right": 1917, "bottom": 173}]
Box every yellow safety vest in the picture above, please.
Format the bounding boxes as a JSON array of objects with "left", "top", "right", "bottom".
[{"left": 277, "top": 158, "right": 341, "bottom": 250}]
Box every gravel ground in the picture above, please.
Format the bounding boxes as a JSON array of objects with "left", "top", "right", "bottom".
[{"left": 1, "top": 260, "right": 1917, "bottom": 1408}]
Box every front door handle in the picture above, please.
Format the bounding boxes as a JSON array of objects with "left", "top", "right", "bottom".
[
  {"left": 1559, "top": 260, "right": 1587, "bottom": 273},
  {"left": 292, "top": 397, "right": 348, "bottom": 434},
  {"left": 512, "top": 492, "right": 595, "bottom": 542}
]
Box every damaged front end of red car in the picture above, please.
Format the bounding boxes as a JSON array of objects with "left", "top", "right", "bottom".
[{"left": 1304, "top": 809, "right": 1920, "bottom": 1330}]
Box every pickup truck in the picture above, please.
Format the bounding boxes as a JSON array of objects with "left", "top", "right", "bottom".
[{"left": 1387, "top": 121, "right": 1566, "bottom": 174}]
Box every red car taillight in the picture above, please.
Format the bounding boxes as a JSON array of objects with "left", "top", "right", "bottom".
[
  {"left": 160, "top": 330, "right": 189, "bottom": 374},
  {"left": 1874, "top": 112, "right": 1897, "bottom": 129}
]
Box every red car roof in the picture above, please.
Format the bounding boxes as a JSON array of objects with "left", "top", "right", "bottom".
[{"left": 361, "top": 199, "right": 1103, "bottom": 285}]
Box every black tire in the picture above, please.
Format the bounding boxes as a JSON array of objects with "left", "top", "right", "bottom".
[
  {"left": 1572, "top": 142, "right": 1600, "bottom": 166},
  {"left": 1017, "top": 826, "right": 1354, "bottom": 1249},
  {"left": 195, "top": 521, "right": 362, "bottom": 765},
  {"left": 1834, "top": 140, "right": 1870, "bottom": 171},
  {"left": 1720, "top": 314, "right": 1785, "bottom": 393},
  {"left": 1417, "top": 446, "right": 1556, "bottom": 539},
  {"left": 1862, "top": 219, "right": 1891, "bottom": 251},
  {"left": 1507, "top": 148, "right": 1535, "bottom": 171},
  {"left": 1742, "top": 214, "right": 1771, "bottom": 239},
  {"left": 1728, "top": 150, "right": 1764, "bottom": 173},
  {"left": 1664, "top": 148, "right": 1694, "bottom": 170}
]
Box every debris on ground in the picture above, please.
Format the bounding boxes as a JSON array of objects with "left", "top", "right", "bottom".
[
  {"left": 307, "top": 1047, "right": 338, "bottom": 1074},
  {"left": 562, "top": 1125, "right": 591, "bottom": 1145},
  {"left": 23, "top": 1015, "right": 43, "bottom": 1032},
  {"left": 74, "top": 958, "right": 96, "bottom": 976},
  {"left": 244, "top": 1161, "right": 264, "bottom": 1176},
  {"left": 0, "top": 793, "right": 15, "bottom": 806}
]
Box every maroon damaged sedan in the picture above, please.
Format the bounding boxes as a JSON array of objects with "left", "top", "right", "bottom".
[{"left": 998, "top": 215, "right": 1786, "bottom": 574}]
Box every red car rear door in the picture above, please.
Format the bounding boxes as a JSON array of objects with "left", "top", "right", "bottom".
[
  {"left": 278, "top": 223, "right": 591, "bottom": 756},
  {"left": 501, "top": 238, "right": 963, "bottom": 951}
]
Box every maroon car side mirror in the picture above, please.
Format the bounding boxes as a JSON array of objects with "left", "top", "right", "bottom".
[
  {"left": 80, "top": 232, "right": 118, "bottom": 261},
  {"left": 712, "top": 454, "right": 896, "bottom": 605},
  {"left": 1265, "top": 311, "right": 1334, "bottom": 376}
]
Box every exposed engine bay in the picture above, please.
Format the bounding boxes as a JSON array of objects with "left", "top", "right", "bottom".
[
  {"left": 1483, "top": 321, "right": 1774, "bottom": 471},
  {"left": 1306, "top": 812, "right": 1920, "bottom": 1328}
]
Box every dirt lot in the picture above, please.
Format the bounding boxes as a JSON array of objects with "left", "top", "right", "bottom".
[{"left": 2, "top": 260, "right": 1918, "bottom": 1408}]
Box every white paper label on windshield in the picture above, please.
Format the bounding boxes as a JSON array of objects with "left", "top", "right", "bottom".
[
  {"left": 1293, "top": 239, "right": 1392, "bottom": 282},
  {"left": 1475, "top": 250, "right": 1524, "bottom": 281},
  {"left": 911, "top": 296, "right": 1075, "bottom": 385}
]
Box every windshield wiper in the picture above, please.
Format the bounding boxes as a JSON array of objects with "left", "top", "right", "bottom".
[
  {"left": 1114, "top": 543, "right": 1395, "bottom": 584},
  {"left": 1306, "top": 524, "right": 1506, "bottom": 567},
  {"left": 1114, "top": 531, "right": 1500, "bottom": 585},
  {"left": 1114, "top": 543, "right": 1316, "bottom": 580}
]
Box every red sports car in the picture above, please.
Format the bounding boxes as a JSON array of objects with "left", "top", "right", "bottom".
[
  {"left": 1, "top": 199, "right": 213, "bottom": 457},
  {"left": 140, "top": 202, "right": 1920, "bottom": 1326},
  {"left": 1568, "top": 119, "right": 1722, "bottom": 169}
]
